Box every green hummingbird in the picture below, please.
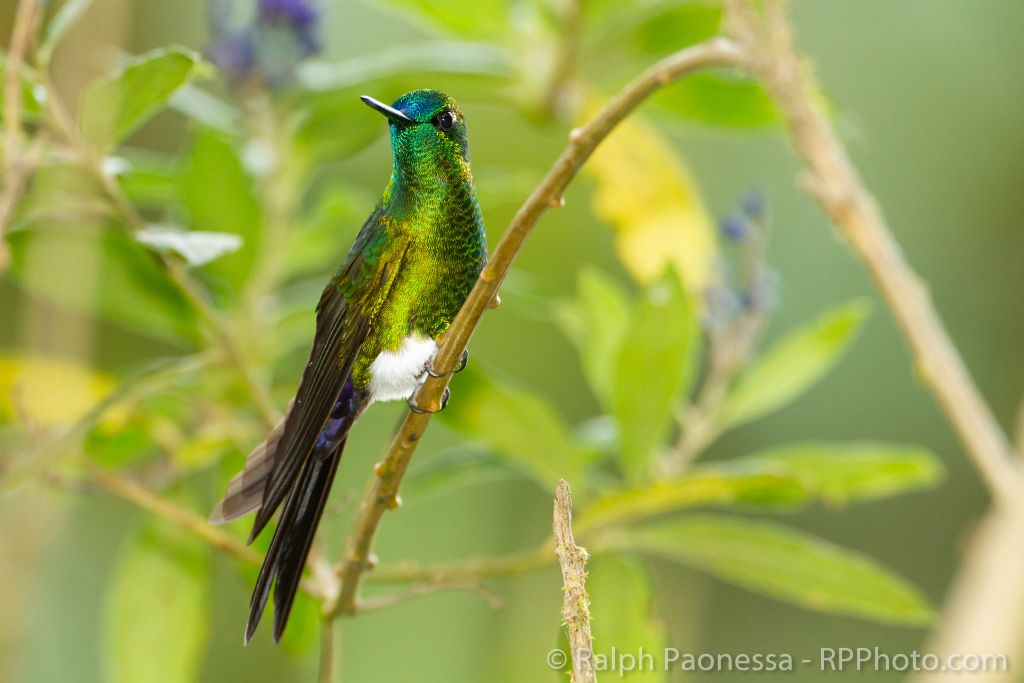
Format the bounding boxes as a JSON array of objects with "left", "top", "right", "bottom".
[{"left": 210, "top": 89, "right": 487, "bottom": 643}]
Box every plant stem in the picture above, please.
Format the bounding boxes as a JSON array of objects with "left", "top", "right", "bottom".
[
  {"left": 1, "top": 0, "right": 42, "bottom": 270},
  {"left": 553, "top": 480, "right": 597, "bottom": 683},
  {"left": 38, "top": 75, "right": 280, "bottom": 429},
  {"left": 723, "top": 0, "right": 1024, "bottom": 503},
  {"left": 328, "top": 37, "right": 743, "bottom": 616}
]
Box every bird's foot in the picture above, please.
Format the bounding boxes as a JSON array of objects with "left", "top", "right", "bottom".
[
  {"left": 424, "top": 348, "right": 469, "bottom": 378},
  {"left": 407, "top": 386, "right": 451, "bottom": 414}
]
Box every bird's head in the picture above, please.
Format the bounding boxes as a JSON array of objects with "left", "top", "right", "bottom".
[{"left": 361, "top": 90, "right": 471, "bottom": 175}]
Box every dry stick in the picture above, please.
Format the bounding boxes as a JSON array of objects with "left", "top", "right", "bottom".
[
  {"left": 553, "top": 480, "right": 597, "bottom": 683},
  {"left": 723, "top": 0, "right": 1024, "bottom": 503},
  {"left": 328, "top": 37, "right": 744, "bottom": 617}
]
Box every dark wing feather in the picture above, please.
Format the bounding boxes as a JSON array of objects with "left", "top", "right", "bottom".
[{"left": 247, "top": 209, "right": 407, "bottom": 542}]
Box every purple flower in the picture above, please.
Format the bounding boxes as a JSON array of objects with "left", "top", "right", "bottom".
[
  {"left": 720, "top": 214, "right": 749, "bottom": 242},
  {"left": 259, "top": 0, "right": 319, "bottom": 28},
  {"left": 206, "top": 0, "right": 321, "bottom": 89}
]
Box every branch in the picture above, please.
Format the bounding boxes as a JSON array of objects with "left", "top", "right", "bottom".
[
  {"left": 329, "top": 37, "right": 743, "bottom": 616},
  {"left": 1, "top": 0, "right": 43, "bottom": 271},
  {"left": 83, "top": 460, "right": 261, "bottom": 567},
  {"left": 37, "top": 76, "right": 280, "bottom": 430},
  {"left": 911, "top": 502, "right": 1024, "bottom": 683},
  {"left": 553, "top": 480, "right": 597, "bottom": 683},
  {"left": 723, "top": 0, "right": 1024, "bottom": 503}
]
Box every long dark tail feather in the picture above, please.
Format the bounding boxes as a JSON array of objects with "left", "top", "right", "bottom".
[{"left": 245, "top": 442, "right": 345, "bottom": 644}]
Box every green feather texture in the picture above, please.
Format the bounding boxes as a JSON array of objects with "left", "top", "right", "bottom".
[{"left": 345, "top": 89, "right": 487, "bottom": 387}]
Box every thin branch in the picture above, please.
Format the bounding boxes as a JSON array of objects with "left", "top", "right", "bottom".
[
  {"left": 35, "top": 75, "right": 279, "bottom": 429},
  {"left": 316, "top": 617, "right": 336, "bottom": 683},
  {"left": 1, "top": 0, "right": 43, "bottom": 270},
  {"left": 365, "top": 545, "right": 554, "bottom": 584},
  {"left": 83, "top": 460, "right": 261, "bottom": 566},
  {"left": 539, "top": 0, "right": 583, "bottom": 119},
  {"left": 356, "top": 580, "right": 503, "bottom": 614},
  {"left": 911, "top": 502, "right": 1024, "bottom": 683},
  {"left": 553, "top": 480, "right": 597, "bottom": 683},
  {"left": 723, "top": 0, "right": 1024, "bottom": 503},
  {"left": 329, "top": 36, "right": 743, "bottom": 617}
]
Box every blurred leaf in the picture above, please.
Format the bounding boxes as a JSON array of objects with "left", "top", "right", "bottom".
[
  {"left": 604, "top": 515, "right": 933, "bottom": 625},
  {"left": 585, "top": 110, "right": 717, "bottom": 288},
  {"left": 102, "top": 516, "right": 210, "bottom": 683},
  {"left": 440, "top": 365, "right": 588, "bottom": 492},
  {"left": 740, "top": 442, "right": 944, "bottom": 506},
  {"left": 8, "top": 220, "right": 202, "bottom": 344},
  {"left": 284, "top": 186, "right": 360, "bottom": 277},
  {"left": 169, "top": 83, "right": 240, "bottom": 133},
  {"left": 554, "top": 267, "right": 631, "bottom": 407},
  {"left": 372, "top": 1, "right": 508, "bottom": 39},
  {"left": 588, "top": 556, "right": 667, "bottom": 683},
  {"left": 629, "top": 1, "right": 721, "bottom": 56},
  {"left": 136, "top": 225, "right": 242, "bottom": 267},
  {"left": 84, "top": 424, "right": 157, "bottom": 469},
  {"left": 80, "top": 47, "right": 205, "bottom": 149},
  {"left": 179, "top": 127, "right": 263, "bottom": 293},
  {"left": 577, "top": 465, "right": 806, "bottom": 533},
  {"left": 298, "top": 42, "right": 512, "bottom": 90},
  {"left": 39, "top": 0, "right": 93, "bottom": 65},
  {"left": 116, "top": 151, "right": 182, "bottom": 207},
  {"left": 719, "top": 299, "right": 870, "bottom": 430},
  {"left": 611, "top": 272, "right": 698, "bottom": 484},
  {"left": 403, "top": 448, "right": 519, "bottom": 502},
  {"left": 0, "top": 354, "right": 114, "bottom": 426},
  {"left": 653, "top": 72, "right": 778, "bottom": 127}
]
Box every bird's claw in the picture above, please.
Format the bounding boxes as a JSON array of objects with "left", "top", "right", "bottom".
[
  {"left": 408, "top": 386, "right": 450, "bottom": 414},
  {"left": 424, "top": 349, "right": 469, "bottom": 378}
]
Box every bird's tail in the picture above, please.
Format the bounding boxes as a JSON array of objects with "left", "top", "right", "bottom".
[{"left": 246, "top": 443, "right": 344, "bottom": 644}]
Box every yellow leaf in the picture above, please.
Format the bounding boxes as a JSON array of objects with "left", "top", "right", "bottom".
[
  {"left": 585, "top": 110, "right": 717, "bottom": 289},
  {"left": 0, "top": 354, "right": 114, "bottom": 426}
]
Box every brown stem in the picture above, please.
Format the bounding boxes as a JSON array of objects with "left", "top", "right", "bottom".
[
  {"left": 553, "top": 480, "right": 597, "bottom": 683},
  {"left": 328, "top": 37, "right": 743, "bottom": 617},
  {"left": 723, "top": 0, "right": 1024, "bottom": 503},
  {"left": 1, "top": 0, "right": 42, "bottom": 270}
]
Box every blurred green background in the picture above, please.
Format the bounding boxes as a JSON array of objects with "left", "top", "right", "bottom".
[{"left": 2, "top": 1, "right": 1023, "bottom": 681}]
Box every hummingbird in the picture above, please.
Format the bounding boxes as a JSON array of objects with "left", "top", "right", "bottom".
[{"left": 210, "top": 90, "right": 487, "bottom": 643}]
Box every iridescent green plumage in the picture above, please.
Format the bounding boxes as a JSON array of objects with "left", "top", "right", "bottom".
[{"left": 211, "top": 89, "right": 486, "bottom": 643}]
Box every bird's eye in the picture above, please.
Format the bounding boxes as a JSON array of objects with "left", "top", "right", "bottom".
[{"left": 436, "top": 110, "right": 457, "bottom": 131}]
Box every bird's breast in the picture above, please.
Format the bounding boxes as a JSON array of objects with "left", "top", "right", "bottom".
[{"left": 366, "top": 335, "right": 438, "bottom": 402}]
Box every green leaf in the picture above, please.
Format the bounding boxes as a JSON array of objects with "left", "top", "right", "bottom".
[
  {"left": 372, "top": 0, "right": 509, "bottom": 39},
  {"left": 7, "top": 215, "right": 202, "bottom": 344},
  {"left": 629, "top": 2, "right": 722, "bottom": 57},
  {"left": 102, "top": 516, "right": 210, "bottom": 683},
  {"left": 80, "top": 47, "right": 205, "bottom": 149},
  {"left": 605, "top": 515, "right": 933, "bottom": 625},
  {"left": 554, "top": 267, "right": 631, "bottom": 407},
  {"left": 577, "top": 465, "right": 806, "bottom": 534},
  {"left": 739, "top": 442, "right": 944, "bottom": 507},
  {"left": 612, "top": 271, "right": 698, "bottom": 483},
  {"left": 654, "top": 72, "right": 778, "bottom": 128},
  {"left": 587, "top": 556, "right": 667, "bottom": 683},
  {"left": 136, "top": 225, "right": 242, "bottom": 267},
  {"left": 439, "top": 365, "right": 588, "bottom": 492},
  {"left": 39, "top": 0, "right": 93, "bottom": 66},
  {"left": 178, "top": 127, "right": 263, "bottom": 293},
  {"left": 719, "top": 299, "right": 870, "bottom": 431}
]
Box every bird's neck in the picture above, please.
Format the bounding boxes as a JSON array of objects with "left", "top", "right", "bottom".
[{"left": 383, "top": 152, "right": 478, "bottom": 226}]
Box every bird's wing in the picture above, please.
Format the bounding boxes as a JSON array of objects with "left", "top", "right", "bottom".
[{"left": 245, "top": 209, "right": 408, "bottom": 541}]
